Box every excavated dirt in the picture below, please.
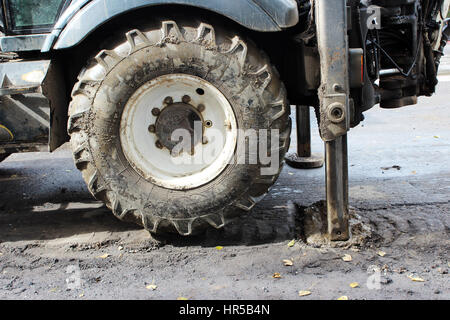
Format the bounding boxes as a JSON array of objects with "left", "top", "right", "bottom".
[{"left": 295, "top": 201, "right": 373, "bottom": 248}]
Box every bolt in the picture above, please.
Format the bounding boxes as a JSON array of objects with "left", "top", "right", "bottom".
[
  {"left": 205, "top": 120, "right": 213, "bottom": 128},
  {"left": 163, "top": 96, "right": 173, "bottom": 105},
  {"left": 182, "top": 95, "right": 191, "bottom": 104},
  {"left": 148, "top": 124, "right": 156, "bottom": 133},
  {"left": 152, "top": 108, "right": 161, "bottom": 116},
  {"left": 332, "top": 108, "right": 343, "bottom": 118},
  {"left": 333, "top": 84, "right": 343, "bottom": 92},
  {"left": 155, "top": 140, "right": 163, "bottom": 149},
  {"left": 327, "top": 102, "right": 345, "bottom": 123},
  {"left": 197, "top": 104, "right": 205, "bottom": 113}
]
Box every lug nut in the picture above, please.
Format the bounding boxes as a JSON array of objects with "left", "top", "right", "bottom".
[
  {"left": 197, "top": 104, "right": 205, "bottom": 113},
  {"left": 163, "top": 96, "right": 173, "bottom": 105},
  {"left": 148, "top": 124, "right": 156, "bottom": 133},
  {"left": 155, "top": 140, "right": 163, "bottom": 149},
  {"left": 182, "top": 95, "right": 191, "bottom": 104},
  {"left": 152, "top": 108, "right": 161, "bottom": 116}
]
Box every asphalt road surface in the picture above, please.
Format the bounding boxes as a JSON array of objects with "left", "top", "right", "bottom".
[{"left": 0, "top": 53, "right": 449, "bottom": 300}]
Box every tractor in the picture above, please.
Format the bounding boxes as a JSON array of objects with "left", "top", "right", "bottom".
[{"left": 0, "top": 0, "right": 448, "bottom": 239}]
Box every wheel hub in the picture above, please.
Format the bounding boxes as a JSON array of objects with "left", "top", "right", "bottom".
[
  {"left": 154, "top": 101, "right": 204, "bottom": 153},
  {"left": 120, "top": 74, "right": 237, "bottom": 190}
]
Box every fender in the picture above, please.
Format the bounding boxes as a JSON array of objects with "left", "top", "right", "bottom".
[{"left": 42, "top": 0, "right": 299, "bottom": 52}]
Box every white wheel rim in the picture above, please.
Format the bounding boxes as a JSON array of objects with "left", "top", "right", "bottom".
[{"left": 120, "top": 74, "right": 237, "bottom": 190}]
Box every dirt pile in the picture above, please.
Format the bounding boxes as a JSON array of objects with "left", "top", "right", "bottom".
[{"left": 295, "top": 201, "right": 374, "bottom": 248}]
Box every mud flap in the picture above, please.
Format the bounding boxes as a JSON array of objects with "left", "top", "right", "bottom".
[{"left": 0, "top": 60, "right": 68, "bottom": 152}]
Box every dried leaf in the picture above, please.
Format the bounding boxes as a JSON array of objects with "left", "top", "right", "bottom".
[
  {"left": 177, "top": 297, "right": 188, "bottom": 300},
  {"left": 146, "top": 284, "right": 158, "bottom": 291},
  {"left": 342, "top": 254, "right": 352, "bottom": 262},
  {"left": 408, "top": 275, "right": 425, "bottom": 282},
  {"left": 350, "top": 282, "right": 359, "bottom": 288},
  {"left": 337, "top": 296, "right": 349, "bottom": 300},
  {"left": 283, "top": 259, "right": 293, "bottom": 266},
  {"left": 79, "top": 293, "right": 84, "bottom": 298},
  {"left": 98, "top": 253, "right": 110, "bottom": 259},
  {"left": 377, "top": 251, "right": 386, "bottom": 257},
  {"left": 272, "top": 272, "right": 282, "bottom": 279},
  {"left": 298, "top": 290, "right": 311, "bottom": 297},
  {"left": 434, "top": 135, "right": 440, "bottom": 139},
  {"left": 287, "top": 240, "right": 295, "bottom": 247},
  {"left": 215, "top": 246, "right": 224, "bottom": 251}
]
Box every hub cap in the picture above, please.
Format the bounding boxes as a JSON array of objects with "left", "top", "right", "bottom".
[{"left": 120, "top": 74, "right": 237, "bottom": 190}]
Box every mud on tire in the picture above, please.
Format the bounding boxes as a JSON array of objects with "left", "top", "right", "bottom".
[{"left": 68, "top": 19, "right": 291, "bottom": 235}]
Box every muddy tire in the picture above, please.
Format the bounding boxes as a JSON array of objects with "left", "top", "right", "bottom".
[{"left": 68, "top": 19, "right": 290, "bottom": 235}]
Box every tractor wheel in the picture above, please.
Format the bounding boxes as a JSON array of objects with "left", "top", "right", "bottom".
[{"left": 68, "top": 19, "right": 290, "bottom": 235}]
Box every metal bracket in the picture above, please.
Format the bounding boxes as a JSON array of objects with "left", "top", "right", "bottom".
[{"left": 315, "top": 0, "right": 350, "bottom": 142}]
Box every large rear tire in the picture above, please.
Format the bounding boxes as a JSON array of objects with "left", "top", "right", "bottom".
[{"left": 68, "top": 19, "right": 290, "bottom": 235}]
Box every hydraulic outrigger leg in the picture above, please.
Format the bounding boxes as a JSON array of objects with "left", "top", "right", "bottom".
[
  {"left": 315, "top": 0, "right": 350, "bottom": 241},
  {"left": 285, "top": 105, "right": 324, "bottom": 169},
  {"left": 325, "top": 136, "right": 350, "bottom": 241}
]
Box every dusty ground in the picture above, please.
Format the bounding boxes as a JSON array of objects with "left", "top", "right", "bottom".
[{"left": 0, "top": 56, "right": 449, "bottom": 301}]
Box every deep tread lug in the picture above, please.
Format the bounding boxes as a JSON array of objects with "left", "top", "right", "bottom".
[
  {"left": 125, "top": 29, "right": 150, "bottom": 52},
  {"left": 195, "top": 23, "right": 216, "bottom": 47},
  {"left": 226, "top": 36, "right": 248, "bottom": 66},
  {"left": 203, "top": 213, "right": 225, "bottom": 229},
  {"left": 250, "top": 64, "right": 272, "bottom": 91},
  {"left": 161, "top": 21, "right": 184, "bottom": 42},
  {"left": 172, "top": 219, "right": 194, "bottom": 236},
  {"left": 234, "top": 196, "right": 256, "bottom": 212},
  {"left": 67, "top": 111, "right": 88, "bottom": 134},
  {"left": 95, "top": 50, "right": 122, "bottom": 73}
]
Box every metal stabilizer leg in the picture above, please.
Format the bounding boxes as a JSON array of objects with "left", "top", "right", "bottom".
[
  {"left": 315, "top": 0, "right": 351, "bottom": 241},
  {"left": 325, "top": 135, "right": 349, "bottom": 241},
  {"left": 285, "top": 105, "right": 324, "bottom": 169}
]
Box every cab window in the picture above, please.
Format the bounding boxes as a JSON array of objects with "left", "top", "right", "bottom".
[{"left": 4, "top": 0, "right": 70, "bottom": 34}]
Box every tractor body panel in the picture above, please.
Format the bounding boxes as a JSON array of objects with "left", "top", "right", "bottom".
[{"left": 0, "top": 0, "right": 299, "bottom": 52}]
